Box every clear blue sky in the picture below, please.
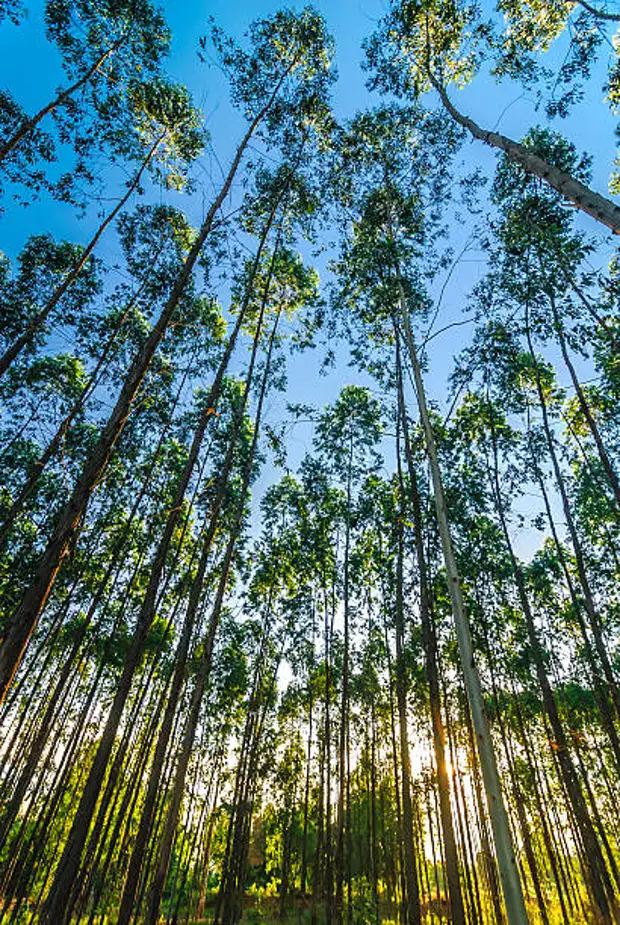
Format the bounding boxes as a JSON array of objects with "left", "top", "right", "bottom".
[
  {"left": 1, "top": 0, "right": 615, "bottom": 379},
  {"left": 0, "top": 0, "right": 617, "bottom": 551}
]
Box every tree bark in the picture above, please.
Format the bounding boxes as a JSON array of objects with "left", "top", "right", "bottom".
[
  {"left": 395, "top": 327, "right": 466, "bottom": 925},
  {"left": 396, "top": 277, "right": 529, "bottom": 925},
  {"left": 393, "top": 479, "right": 422, "bottom": 925},
  {"left": 0, "top": 83, "right": 287, "bottom": 703},
  {"left": 430, "top": 73, "right": 620, "bottom": 235}
]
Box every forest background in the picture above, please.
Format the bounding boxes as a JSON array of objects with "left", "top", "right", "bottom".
[{"left": 0, "top": 0, "right": 618, "bottom": 924}]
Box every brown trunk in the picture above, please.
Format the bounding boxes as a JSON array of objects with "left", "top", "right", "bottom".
[
  {"left": 531, "top": 439, "right": 620, "bottom": 770},
  {"left": 323, "top": 579, "right": 334, "bottom": 925},
  {"left": 300, "top": 611, "right": 315, "bottom": 896},
  {"left": 460, "top": 687, "right": 506, "bottom": 925},
  {"left": 511, "top": 684, "right": 572, "bottom": 924},
  {"left": 496, "top": 689, "right": 551, "bottom": 925},
  {"left": 0, "top": 88, "right": 286, "bottom": 702},
  {"left": 383, "top": 617, "right": 407, "bottom": 925}
]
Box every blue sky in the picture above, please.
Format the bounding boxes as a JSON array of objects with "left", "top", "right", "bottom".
[
  {"left": 0, "top": 0, "right": 618, "bottom": 551},
  {"left": 2, "top": 0, "right": 616, "bottom": 381}
]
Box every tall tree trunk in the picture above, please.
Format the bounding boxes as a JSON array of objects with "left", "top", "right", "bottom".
[
  {"left": 394, "top": 326, "right": 466, "bottom": 925},
  {"left": 0, "top": 87, "right": 289, "bottom": 702},
  {"left": 335, "top": 437, "right": 353, "bottom": 925},
  {"left": 196, "top": 755, "right": 223, "bottom": 920},
  {"left": 394, "top": 273, "right": 528, "bottom": 925},
  {"left": 142, "top": 307, "right": 281, "bottom": 925},
  {"left": 115, "top": 276, "right": 272, "bottom": 924},
  {"left": 40, "top": 236, "right": 278, "bottom": 922},
  {"left": 323, "top": 579, "right": 334, "bottom": 925},
  {"left": 429, "top": 71, "right": 620, "bottom": 234},
  {"left": 510, "top": 680, "right": 572, "bottom": 925},
  {"left": 529, "top": 432, "right": 620, "bottom": 770},
  {"left": 393, "top": 434, "right": 422, "bottom": 925},
  {"left": 300, "top": 613, "right": 315, "bottom": 897},
  {"left": 524, "top": 318, "right": 620, "bottom": 720},
  {"left": 487, "top": 408, "right": 616, "bottom": 924},
  {"left": 383, "top": 615, "right": 407, "bottom": 925}
]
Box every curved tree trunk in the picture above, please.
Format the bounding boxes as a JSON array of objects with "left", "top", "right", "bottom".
[{"left": 430, "top": 73, "right": 620, "bottom": 235}]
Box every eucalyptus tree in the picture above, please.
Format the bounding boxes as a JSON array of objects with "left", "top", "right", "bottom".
[
  {"left": 0, "top": 79, "right": 206, "bottom": 377},
  {"left": 454, "top": 392, "right": 618, "bottom": 923},
  {"left": 395, "top": 404, "right": 466, "bottom": 925},
  {"left": 59, "top": 376, "right": 250, "bottom": 922},
  {"left": 361, "top": 468, "right": 425, "bottom": 925},
  {"left": 272, "top": 711, "right": 305, "bottom": 918},
  {"left": 486, "top": 127, "right": 619, "bottom": 506},
  {"left": 313, "top": 386, "right": 383, "bottom": 925},
  {"left": 292, "top": 453, "right": 344, "bottom": 925},
  {"left": 101, "top": 247, "right": 305, "bottom": 920},
  {"left": 364, "top": 0, "right": 620, "bottom": 234},
  {"left": 142, "top": 333, "right": 282, "bottom": 925},
  {"left": 181, "top": 623, "right": 249, "bottom": 922},
  {"left": 0, "top": 203, "right": 210, "bottom": 555},
  {"left": 0, "top": 235, "right": 100, "bottom": 369},
  {"left": 446, "top": 125, "right": 620, "bottom": 907},
  {"left": 215, "top": 631, "right": 281, "bottom": 925},
  {"left": 215, "top": 477, "right": 317, "bottom": 925},
  {"left": 124, "top": 245, "right": 320, "bottom": 925},
  {"left": 38, "top": 226, "right": 317, "bottom": 923},
  {"left": 0, "top": 0, "right": 170, "bottom": 170},
  {"left": 0, "top": 326, "right": 214, "bottom": 917},
  {"left": 456, "top": 137, "right": 620, "bottom": 722},
  {"left": 0, "top": 389, "right": 207, "bottom": 816},
  {"left": 0, "top": 6, "right": 335, "bottom": 703},
  {"left": 330, "top": 103, "right": 529, "bottom": 924}
]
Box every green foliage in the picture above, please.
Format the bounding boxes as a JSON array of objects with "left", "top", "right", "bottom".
[{"left": 0, "top": 4, "right": 618, "bottom": 925}]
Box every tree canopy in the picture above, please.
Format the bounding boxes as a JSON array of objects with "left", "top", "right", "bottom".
[{"left": 0, "top": 2, "right": 618, "bottom": 924}]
